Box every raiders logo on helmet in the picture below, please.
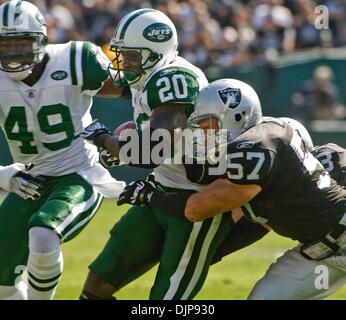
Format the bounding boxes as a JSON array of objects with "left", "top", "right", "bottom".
[{"left": 218, "top": 87, "right": 242, "bottom": 109}]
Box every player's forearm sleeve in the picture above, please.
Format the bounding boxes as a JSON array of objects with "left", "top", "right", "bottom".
[
  {"left": 149, "top": 190, "right": 196, "bottom": 220},
  {"left": 0, "top": 163, "right": 25, "bottom": 191}
]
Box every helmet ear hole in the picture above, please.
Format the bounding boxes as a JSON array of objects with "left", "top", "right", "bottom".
[
  {"left": 235, "top": 113, "right": 242, "bottom": 122},
  {"left": 42, "top": 36, "right": 48, "bottom": 46},
  {"left": 149, "top": 52, "right": 161, "bottom": 62}
]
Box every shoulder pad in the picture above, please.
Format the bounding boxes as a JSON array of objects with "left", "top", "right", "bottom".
[{"left": 144, "top": 65, "right": 201, "bottom": 110}]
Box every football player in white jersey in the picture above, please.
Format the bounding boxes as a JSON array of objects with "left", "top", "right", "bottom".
[
  {"left": 78, "top": 9, "right": 233, "bottom": 300},
  {"left": 0, "top": 0, "right": 126, "bottom": 300}
]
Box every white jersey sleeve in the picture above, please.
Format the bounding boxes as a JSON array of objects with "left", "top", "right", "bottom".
[{"left": 0, "top": 163, "right": 25, "bottom": 191}]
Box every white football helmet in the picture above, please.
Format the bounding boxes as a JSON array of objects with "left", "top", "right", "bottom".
[
  {"left": 187, "top": 78, "right": 262, "bottom": 162},
  {"left": 279, "top": 117, "right": 314, "bottom": 152},
  {"left": 109, "top": 8, "right": 178, "bottom": 89},
  {"left": 0, "top": 0, "right": 47, "bottom": 80}
]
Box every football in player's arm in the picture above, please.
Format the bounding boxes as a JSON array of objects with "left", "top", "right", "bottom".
[
  {"left": 0, "top": 0, "right": 126, "bottom": 300},
  {"left": 118, "top": 79, "right": 346, "bottom": 300}
]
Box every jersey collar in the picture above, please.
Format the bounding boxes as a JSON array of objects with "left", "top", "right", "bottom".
[{"left": 21, "top": 53, "right": 50, "bottom": 87}]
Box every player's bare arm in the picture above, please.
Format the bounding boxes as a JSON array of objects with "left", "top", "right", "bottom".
[
  {"left": 96, "top": 77, "right": 124, "bottom": 98},
  {"left": 185, "top": 179, "right": 262, "bottom": 222},
  {"left": 85, "top": 102, "right": 187, "bottom": 165}
]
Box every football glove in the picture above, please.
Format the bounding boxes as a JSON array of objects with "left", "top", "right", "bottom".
[
  {"left": 10, "top": 170, "right": 43, "bottom": 200},
  {"left": 76, "top": 120, "right": 111, "bottom": 145},
  {"left": 99, "top": 147, "right": 124, "bottom": 168},
  {"left": 117, "top": 175, "right": 157, "bottom": 206}
]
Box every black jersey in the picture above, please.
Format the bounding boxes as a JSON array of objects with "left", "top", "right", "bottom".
[
  {"left": 224, "top": 118, "right": 346, "bottom": 243},
  {"left": 313, "top": 143, "right": 346, "bottom": 187}
]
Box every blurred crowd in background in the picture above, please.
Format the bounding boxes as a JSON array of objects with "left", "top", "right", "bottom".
[
  {"left": 1, "top": 0, "right": 345, "bottom": 70},
  {"left": 1, "top": 0, "right": 345, "bottom": 121}
]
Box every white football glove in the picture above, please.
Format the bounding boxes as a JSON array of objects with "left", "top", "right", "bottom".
[
  {"left": 99, "top": 147, "right": 125, "bottom": 168},
  {"left": 9, "top": 169, "right": 43, "bottom": 200}
]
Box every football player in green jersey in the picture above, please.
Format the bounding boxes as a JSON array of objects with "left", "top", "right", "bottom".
[
  {"left": 78, "top": 9, "right": 233, "bottom": 300},
  {"left": 0, "top": 1, "right": 126, "bottom": 300}
]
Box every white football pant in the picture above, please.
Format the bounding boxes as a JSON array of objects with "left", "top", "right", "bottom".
[{"left": 248, "top": 243, "right": 346, "bottom": 300}]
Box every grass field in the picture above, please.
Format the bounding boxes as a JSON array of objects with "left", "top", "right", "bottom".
[{"left": 53, "top": 199, "right": 346, "bottom": 300}]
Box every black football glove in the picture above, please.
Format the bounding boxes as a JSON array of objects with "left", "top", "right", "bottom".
[
  {"left": 117, "top": 176, "right": 157, "bottom": 206},
  {"left": 76, "top": 120, "right": 111, "bottom": 145}
]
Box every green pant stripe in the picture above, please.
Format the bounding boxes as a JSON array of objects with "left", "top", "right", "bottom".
[
  {"left": 60, "top": 191, "right": 103, "bottom": 242},
  {"left": 55, "top": 189, "right": 99, "bottom": 235}
]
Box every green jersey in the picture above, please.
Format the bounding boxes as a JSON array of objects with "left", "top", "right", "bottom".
[{"left": 130, "top": 56, "right": 208, "bottom": 190}]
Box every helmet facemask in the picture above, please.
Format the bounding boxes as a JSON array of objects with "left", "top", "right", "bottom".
[
  {"left": 187, "top": 113, "right": 231, "bottom": 164},
  {"left": 0, "top": 32, "right": 47, "bottom": 79},
  {"left": 0, "top": 0, "right": 48, "bottom": 81},
  {"left": 108, "top": 41, "right": 162, "bottom": 87}
]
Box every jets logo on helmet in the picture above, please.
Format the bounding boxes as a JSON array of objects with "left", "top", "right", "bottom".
[
  {"left": 0, "top": 0, "right": 48, "bottom": 80},
  {"left": 143, "top": 23, "right": 173, "bottom": 42},
  {"left": 108, "top": 8, "right": 178, "bottom": 89}
]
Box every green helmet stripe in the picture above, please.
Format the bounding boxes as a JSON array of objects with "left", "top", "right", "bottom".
[
  {"left": 14, "top": 0, "right": 22, "bottom": 22},
  {"left": 118, "top": 9, "right": 156, "bottom": 40},
  {"left": 2, "top": 2, "right": 9, "bottom": 27}
]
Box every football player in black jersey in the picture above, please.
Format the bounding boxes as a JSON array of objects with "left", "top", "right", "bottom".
[
  {"left": 185, "top": 79, "right": 346, "bottom": 299},
  {"left": 118, "top": 79, "right": 346, "bottom": 299},
  {"left": 212, "top": 118, "right": 346, "bottom": 265}
]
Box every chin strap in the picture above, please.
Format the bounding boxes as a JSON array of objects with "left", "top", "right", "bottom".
[{"left": 6, "top": 68, "right": 33, "bottom": 81}]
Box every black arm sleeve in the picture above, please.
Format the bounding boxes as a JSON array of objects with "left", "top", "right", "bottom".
[{"left": 149, "top": 190, "right": 196, "bottom": 220}]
